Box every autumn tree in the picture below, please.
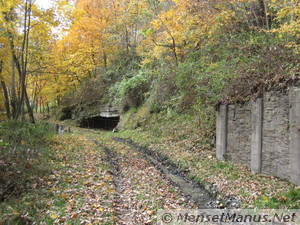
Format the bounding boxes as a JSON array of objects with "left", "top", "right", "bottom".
[
  {"left": 0, "top": 0, "right": 56, "bottom": 121},
  {"left": 19, "top": 0, "right": 298, "bottom": 118}
]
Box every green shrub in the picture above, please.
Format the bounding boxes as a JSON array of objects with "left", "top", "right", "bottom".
[
  {"left": 0, "top": 120, "right": 53, "bottom": 202},
  {"left": 110, "top": 70, "right": 151, "bottom": 110},
  {"left": 176, "top": 57, "right": 227, "bottom": 111},
  {"left": 0, "top": 120, "right": 52, "bottom": 146},
  {"left": 119, "top": 106, "right": 151, "bottom": 130}
]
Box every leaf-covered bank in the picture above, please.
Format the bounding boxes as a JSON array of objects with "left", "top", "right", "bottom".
[
  {"left": 0, "top": 129, "right": 206, "bottom": 224},
  {"left": 0, "top": 121, "right": 53, "bottom": 203},
  {"left": 109, "top": 108, "right": 299, "bottom": 209}
]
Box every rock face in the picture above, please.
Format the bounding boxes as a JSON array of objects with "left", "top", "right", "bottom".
[
  {"left": 77, "top": 105, "right": 120, "bottom": 131},
  {"left": 216, "top": 87, "right": 300, "bottom": 185},
  {"left": 78, "top": 105, "right": 120, "bottom": 119}
]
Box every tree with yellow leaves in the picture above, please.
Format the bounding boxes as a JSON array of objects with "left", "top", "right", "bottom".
[{"left": 0, "top": 0, "right": 56, "bottom": 121}]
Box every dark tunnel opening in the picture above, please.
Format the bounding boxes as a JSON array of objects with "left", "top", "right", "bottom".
[{"left": 80, "top": 116, "right": 119, "bottom": 131}]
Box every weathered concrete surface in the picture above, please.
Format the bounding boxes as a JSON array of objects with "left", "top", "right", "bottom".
[
  {"left": 262, "top": 91, "right": 290, "bottom": 180},
  {"left": 47, "top": 123, "right": 71, "bottom": 134},
  {"left": 289, "top": 87, "right": 300, "bottom": 185},
  {"left": 56, "top": 124, "right": 71, "bottom": 134},
  {"left": 227, "top": 103, "right": 251, "bottom": 166},
  {"left": 98, "top": 106, "right": 120, "bottom": 118},
  {"left": 251, "top": 99, "right": 263, "bottom": 173},
  {"left": 216, "top": 88, "right": 300, "bottom": 185},
  {"left": 78, "top": 105, "right": 120, "bottom": 119},
  {"left": 216, "top": 105, "right": 228, "bottom": 160}
]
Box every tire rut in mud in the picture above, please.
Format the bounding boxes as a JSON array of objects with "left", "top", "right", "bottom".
[
  {"left": 113, "top": 137, "right": 218, "bottom": 208},
  {"left": 92, "top": 140, "right": 132, "bottom": 224},
  {"left": 92, "top": 138, "right": 202, "bottom": 224}
]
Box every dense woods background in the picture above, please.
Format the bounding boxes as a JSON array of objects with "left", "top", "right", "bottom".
[
  {"left": 1, "top": 1, "right": 300, "bottom": 221},
  {"left": 0, "top": 0, "right": 299, "bottom": 122}
]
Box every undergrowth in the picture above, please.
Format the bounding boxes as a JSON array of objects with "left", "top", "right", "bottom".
[
  {"left": 0, "top": 120, "right": 53, "bottom": 203},
  {"left": 119, "top": 104, "right": 215, "bottom": 149},
  {"left": 254, "top": 188, "right": 300, "bottom": 209},
  {"left": 112, "top": 106, "right": 297, "bottom": 209}
]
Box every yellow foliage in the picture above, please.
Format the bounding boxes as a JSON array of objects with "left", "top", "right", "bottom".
[{"left": 1, "top": 0, "right": 297, "bottom": 109}]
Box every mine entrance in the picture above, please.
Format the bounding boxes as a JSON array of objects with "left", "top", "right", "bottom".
[{"left": 80, "top": 116, "right": 119, "bottom": 131}]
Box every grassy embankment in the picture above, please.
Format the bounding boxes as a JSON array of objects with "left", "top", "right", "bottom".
[
  {"left": 0, "top": 121, "right": 118, "bottom": 224},
  {"left": 1, "top": 107, "right": 299, "bottom": 225},
  {"left": 0, "top": 120, "right": 53, "bottom": 223},
  {"left": 108, "top": 106, "right": 300, "bottom": 209},
  {"left": 0, "top": 122, "right": 195, "bottom": 224}
]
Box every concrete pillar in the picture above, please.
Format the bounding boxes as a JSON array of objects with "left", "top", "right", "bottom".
[
  {"left": 251, "top": 99, "right": 263, "bottom": 173},
  {"left": 289, "top": 87, "right": 300, "bottom": 185},
  {"left": 216, "top": 105, "right": 228, "bottom": 160}
]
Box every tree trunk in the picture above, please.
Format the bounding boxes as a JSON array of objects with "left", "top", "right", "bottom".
[
  {"left": 258, "top": 0, "right": 268, "bottom": 29},
  {"left": 7, "top": 0, "right": 35, "bottom": 123},
  {"left": 42, "top": 98, "right": 45, "bottom": 116},
  {"left": 47, "top": 102, "right": 50, "bottom": 114},
  {"left": 25, "top": 89, "right": 35, "bottom": 123},
  {"left": 1, "top": 80, "right": 11, "bottom": 120},
  {"left": 0, "top": 61, "right": 11, "bottom": 119},
  {"left": 103, "top": 51, "right": 107, "bottom": 68},
  {"left": 40, "top": 97, "right": 42, "bottom": 113},
  {"left": 11, "top": 57, "right": 17, "bottom": 119},
  {"left": 35, "top": 98, "right": 38, "bottom": 113}
]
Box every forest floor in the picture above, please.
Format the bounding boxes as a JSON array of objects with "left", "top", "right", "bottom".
[
  {"left": 0, "top": 128, "right": 212, "bottom": 224},
  {"left": 0, "top": 124, "right": 299, "bottom": 224}
]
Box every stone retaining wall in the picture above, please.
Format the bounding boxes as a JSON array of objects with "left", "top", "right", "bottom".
[
  {"left": 262, "top": 91, "right": 290, "bottom": 179},
  {"left": 227, "top": 103, "right": 251, "bottom": 167},
  {"left": 216, "top": 87, "right": 300, "bottom": 185}
]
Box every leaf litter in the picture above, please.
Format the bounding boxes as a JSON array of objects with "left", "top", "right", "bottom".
[{"left": 1, "top": 130, "right": 202, "bottom": 224}]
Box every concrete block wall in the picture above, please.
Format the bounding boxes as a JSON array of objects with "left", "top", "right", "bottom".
[
  {"left": 227, "top": 103, "right": 252, "bottom": 167},
  {"left": 216, "top": 87, "right": 300, "bottom": 185},
  {"left": 262, "top": 91, "right": 290, "bottom": 179}
]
